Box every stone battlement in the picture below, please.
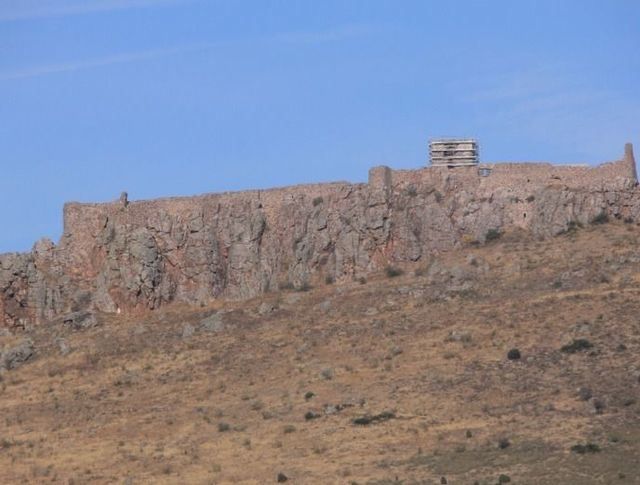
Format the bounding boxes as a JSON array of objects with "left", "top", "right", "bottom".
[{"left": 369, "top": 143, "right": 637, "bottom": 194}]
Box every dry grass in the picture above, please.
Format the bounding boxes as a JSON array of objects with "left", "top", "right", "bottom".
[{"left": 1, "top": 223, "right": 640, "bottom": 483}]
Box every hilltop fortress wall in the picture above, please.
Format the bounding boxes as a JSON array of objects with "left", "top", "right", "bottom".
[
  {"left": 371, "top": 143, "right": 637, "bottom": 193},
  {"left": 1, "top": 143, "right": 638, "bottom": 328}
]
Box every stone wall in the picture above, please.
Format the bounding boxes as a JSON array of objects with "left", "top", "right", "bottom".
[
  {"left": 376, "top": 144, "right": 637, "bottom": 193},
  {"left": 1, "top": 143, "right": 638, "bottom": 328}
]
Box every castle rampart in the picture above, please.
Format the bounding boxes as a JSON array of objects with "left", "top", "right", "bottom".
[
  {"left": 2, "top": 142, "right": 638, "bottom": 328},
  {"left": 370, "top": 145, "right": 637, "bottom": 194}
]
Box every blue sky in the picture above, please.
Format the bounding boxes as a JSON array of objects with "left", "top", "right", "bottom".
[{"left": 1, "top": 0, "right": 639, "bottom": 252}]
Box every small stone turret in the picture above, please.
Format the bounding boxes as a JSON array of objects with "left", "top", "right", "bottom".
[
  {"left": 368, "top": 166, "right": 392, "bottom": 192},
  {"left": 624, "top": 143, "right": 638, "bottom": 183}
]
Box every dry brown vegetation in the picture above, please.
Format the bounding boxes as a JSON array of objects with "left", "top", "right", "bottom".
[{"left": 2, "top": 223, "right": 640, "bottom": 484}]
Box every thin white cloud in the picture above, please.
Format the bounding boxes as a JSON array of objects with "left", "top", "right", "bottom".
[
  {"left": 273, "top": 24, "right": 376, "bottom": 45},
  {"left": 0, "top": 0, "right": 189, "bottom": 22},
  {"left": 0, "top": 43, "right": 213, "bottom": 81},
  {"left": 0, "top": 23, "right": 375, "bottom": 81}
]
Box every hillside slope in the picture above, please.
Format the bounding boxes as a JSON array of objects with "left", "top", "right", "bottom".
[{"left": 1, "top": 222, "right": 640, "bottom": 484}]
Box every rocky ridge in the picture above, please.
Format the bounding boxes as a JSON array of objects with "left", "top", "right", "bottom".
[{"left": 1, "top": 144, "right": 638, "bottom": 328}]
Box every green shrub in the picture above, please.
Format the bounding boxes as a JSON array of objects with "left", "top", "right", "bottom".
[
  {"left": 485, "top": 229, "right": 501, "bottom": 242},
  {"left": 498, "top": 438, "right": 510, "bottom": 449},
  {"left": 385, "top": 266, "right": 404, "bottom": 278},
  {"left": 320, "top": 368, "right": 334, "bottom": 380},
  {"left": 560, "top": 339, "right": 593, "bottom": 354},
  {"left": 304, "top": 411, "right": 320, "bottom": 421},
  {"left": 571, "top": 443, "right": 601, "bottom": 454},
  {"left": 507, "top": 348, "right": 521, "bottom": 360},
  {"left": 564, "top": 220, "right": 583, "bottom": 234},
  {"left": 352, "top": 411, "right": 395, "bottom": 426},
  {"left": 591, "top": 212, "right": 609, "bottom": 225}
]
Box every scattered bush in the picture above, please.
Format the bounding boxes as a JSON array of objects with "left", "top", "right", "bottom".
[
  {"left": 590, "top": 212, "right": 609, "bottom": 225},
  {"left": 571, "top": 443, "right": 601, "bottom": 454},
  {"left": 352, "top": 411, "right": 395, "bottom": 426},
  {"left": 526, "top": 195, "right": 535, "bottom": 202},
  {"left": 624, "top": 216, "right": 634, "bottom": 224},
  {"left": 217, "top": 422, "right": 230, "bottom": 432},
  {"left": 498, "top": 474, "right": 511, "bottom": 483},
  {"left": 320, "top": 368, "right": 334, "bottom": 380},
  {"left": 485, "top": 229, "right": 501, "bottom": 242},
  {"left": 507, "top": 348, "right": 521, "bottom": 360},
  {"left": 560, "top": 339, "right": 593, "bottom": 354},
  {"left": 278, "top": 281, "right": 295, "bottom": 291},
  {"left": 0, "top": 439, "right": 14, "bottom": 449},
  {"left": 406, "top": 185, "right": 418, "bottom": 197},
  {"left": 498, "top": 438, "right": 510, "bottom": 449},
  {"left": 283, "top": 425, "right": 296, "bottom": 434},
  {"left": 357, "top": 276, "right": 367, "bottom": 285},
  {"left": 312, "top": 196, "right": 324, "bottom": 207},
  {"left": 304, "top": 411, "right": 320, "bottom": 421},
  {"left": 324, "top": 275, "right": 335, "bottom": 285},
  {"left": 384, "top": 266, "right": 404, "bottom": 278},
  {"left": 277, "top": 472, "right": 289, "bottom": 482},
  {"left": 304, "top": 391, "right": 315, "bottom": 401},
  {"left": 577, "top": 387, "right": 592, "bottom": 401},
  {"left": 593, "top": 398, "right": 606, "bottom": 414},
  {"left": 558, "top": 221, "right": 582, "bottom": 235}
]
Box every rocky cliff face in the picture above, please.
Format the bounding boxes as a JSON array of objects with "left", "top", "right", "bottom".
[{"left": 1, "top": 146, "right": 638, "bottom": 328}]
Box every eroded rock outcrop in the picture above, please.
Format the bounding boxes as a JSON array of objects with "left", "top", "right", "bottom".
[{"left": 1, "top": 144, "right": 638, "bottom": 328}]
